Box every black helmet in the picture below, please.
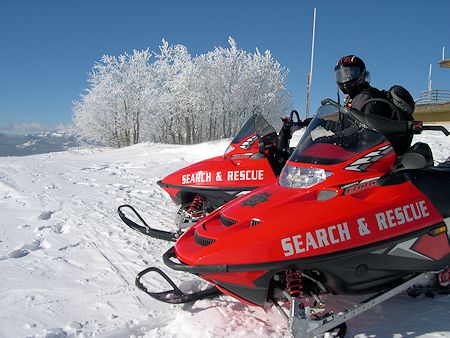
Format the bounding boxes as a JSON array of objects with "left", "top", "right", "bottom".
[{"left": 334, "top": 55, "right": 370, "bottom": 96}]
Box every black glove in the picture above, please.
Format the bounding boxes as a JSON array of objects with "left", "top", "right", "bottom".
[
  {"left": 408, "top": 121, "right": 423, "bottom": 134},
  {"left": 281, "top": 116, "right": 293, "bottom": 129},
  {"left": 299, "top": 117, "right": 313, "bottom": 127}
]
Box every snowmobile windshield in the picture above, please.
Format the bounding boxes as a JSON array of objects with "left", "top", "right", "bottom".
[
  {"left": 231, "top": 113, "right": 277, "bottom": 146},
  {"left": 290, "top": 103, "right": 387, "bottom": 165}
]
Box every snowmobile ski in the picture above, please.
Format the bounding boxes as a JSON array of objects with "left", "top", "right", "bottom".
[
  {"left": 135, "top": 266, "right": 221, "bottom": 304},
  {"left": 118, "top": 205, "right": 182, "bottom": 242}
]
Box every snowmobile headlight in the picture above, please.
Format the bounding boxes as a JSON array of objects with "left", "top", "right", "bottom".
[
  {"left": 224, "top": 145, "right": 235, "bottom": 155},
  {"left": 278, "top": 165, "right": 332, "bottom": 189}
]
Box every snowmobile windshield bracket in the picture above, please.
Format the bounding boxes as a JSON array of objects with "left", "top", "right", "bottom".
[
  {"left": 321, "top": 98, "right": 339, "bottom": 106},
  {"left": 257, "top": 134, "right": 265, "bottom": 153}
]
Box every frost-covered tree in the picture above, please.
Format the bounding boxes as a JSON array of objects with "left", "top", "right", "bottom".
[
  {"left": 192, "top": 38, "right": 291, "bottom": 140},
  {"left": 150, "top": 37, "right": 291, "bottom": 144},
  {"left": 150, "top": 40, "right": 198, "bottom": 144},
  {"left": 73, "top": 49, "right": 155, "bottom": 147},
  {"left": 73, "top": 38, "right": 291, "bottom": 146}
]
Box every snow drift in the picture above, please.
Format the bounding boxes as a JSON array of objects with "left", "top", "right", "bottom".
[{"left": 0, "top": 130, "right": 449, "bottom": 338}]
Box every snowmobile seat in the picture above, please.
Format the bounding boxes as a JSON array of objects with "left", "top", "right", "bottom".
[
  {"left": 401, "top": 142, "right": 434, "bottom": 169},
  {"left": 407, "top": 149, "right": 450, "bottom": 218}
]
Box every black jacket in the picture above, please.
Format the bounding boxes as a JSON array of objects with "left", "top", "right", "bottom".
[{"left": 350, "top": 86, "right": 413, "bottom": 156}]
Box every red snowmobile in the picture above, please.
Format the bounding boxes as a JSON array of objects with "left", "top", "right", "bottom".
[
  {"left": 135, "top": 99, "right": 450, "bottom": 337},
  {"left": 118, "top": 110, "right": 304, "bottom": 241}
]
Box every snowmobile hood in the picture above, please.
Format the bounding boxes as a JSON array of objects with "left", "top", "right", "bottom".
[
  {"left": 159, "top": 155, "right": 228, "bottom": 187},
  {"left": 175, "top": 173, "right": 444, "bottom": 268},
  {"left": 158, "top": 112, "right": 279, "bottom": 191},
  {"left": 158, "top": 154, "right": 277, "bottom": 190}
]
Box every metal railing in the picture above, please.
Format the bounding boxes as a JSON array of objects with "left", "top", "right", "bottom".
[{"left": 415, "top": 89, "right": 450, "bottom": 104}]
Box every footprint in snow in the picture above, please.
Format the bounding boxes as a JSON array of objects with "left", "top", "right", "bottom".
[
  {"left": 81, "top": 164, "right": 109, "bottom": 172},
  {"left": 58, "top": 242, "right": 80, "bottom": 252},
  {"left": 38, "top": 211, "right": 53, "bottom": 220},
  {"left": 2, "top": 239, "right": 45, "bottom": 260},
  {"left": 36, "top": 222, "right": 65, "bottom": 234},
  {"left": 45, "top": 183, "right": 61, "bottom": 190},
  {"left": 65, "top": 321, "right": 83, "bottom": 334},
  {"left": 73, "top": 181, "right": 100, "bottom": 188},
  {"left": 107, "top": 183, "right": 132, "bottom": 193},
  {"left": 52, "top": 223, "right": 64, "bottom": 234},
  {"left": 8, "top": 248, "right": 30, "bottom": 259},
  {"left": 34, "top": 327, "right": 68, "bottom": 338}
]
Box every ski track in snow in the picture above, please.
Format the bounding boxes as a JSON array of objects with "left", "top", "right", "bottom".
[{"left": 0, "top": 132, "right": 449, "bottom": 338}]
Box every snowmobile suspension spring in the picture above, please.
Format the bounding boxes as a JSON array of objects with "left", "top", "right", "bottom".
[
  {"left": 285, "top": 270, "right": 304, "bottom": 303},
  {"left": 188, "top": 194, "right": 204, "bottom": 213},
  {"left": 438, "top": 268, "right": 450, "bottom": 287}
]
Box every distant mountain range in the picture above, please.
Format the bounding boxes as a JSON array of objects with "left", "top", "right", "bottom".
[{"left": 0, "top": 131, "right": 80, "bottom": 156}]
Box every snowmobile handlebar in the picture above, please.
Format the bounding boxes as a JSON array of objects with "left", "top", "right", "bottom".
[
  {"left": 281, "top": 110, "right": 303, "bottom": 128},
  {"left": 349, "top": 107, "right": 413, "bottom": 137},
  {"left": 319, "top": 98, "right": 434, "bottom": 138},
  {"left": 319, "top": 101, "right": 411, "bottom": 138},
  {"left": 360, "top": 98, "right": 404, "bottom": 120},
  {"left": 276, "top": 111, "right": 310, "bottom": 150},
  {"left": 422, "top": 125, "right": 450, "bottom": 136}
]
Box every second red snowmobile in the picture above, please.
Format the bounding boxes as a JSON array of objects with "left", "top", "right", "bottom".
[
  {"left": 119, "top": 110, "right": 305, "bottom": 240},
  {"left": 136, "top": 98, "right": 450, "bottom": 337}
]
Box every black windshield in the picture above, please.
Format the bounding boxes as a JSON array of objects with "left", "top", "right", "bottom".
[
  {"left": 231, "top": 113, "right": 277, "bottom": 145},
  {"left": 290, "top": 104, "right": 387, "bottom": 165}
]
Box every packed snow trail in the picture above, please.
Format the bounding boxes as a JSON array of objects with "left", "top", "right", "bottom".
[{"left": 0, "top": 131, "right": 449, "bottom": 338}]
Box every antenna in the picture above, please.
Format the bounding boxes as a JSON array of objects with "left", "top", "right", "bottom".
[
  {"left": 305, "top": 8, "right": 316, "bottom": 119},
  {"left": 428, "top": 64, "right": 432, "bottom": 92},
  {"left": 439, "top": 46, "right": 450, "bottom": 68}
]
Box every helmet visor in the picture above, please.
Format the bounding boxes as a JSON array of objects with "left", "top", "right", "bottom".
[{"left": 334, "top": 66, "right": 361, "bottom": 84}]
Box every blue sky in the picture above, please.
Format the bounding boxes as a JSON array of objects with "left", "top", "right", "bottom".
[{"left": 1, "top": 0, "right": 449, "bottom": 134}]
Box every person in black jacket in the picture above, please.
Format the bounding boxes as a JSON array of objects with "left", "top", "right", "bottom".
[{"left": 334, "top": 55, "right": 413, "bottom": 155}]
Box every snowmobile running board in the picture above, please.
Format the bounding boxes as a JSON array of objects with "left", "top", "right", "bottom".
[
  {"left": 118, "top": 205, "right": 183, "bottom": 242},
  {"left": 135, "top": 266, "right": 221, "bottom": 304},
  {"left": 286, "top": 272, "right": 431, "bottom": 338}
]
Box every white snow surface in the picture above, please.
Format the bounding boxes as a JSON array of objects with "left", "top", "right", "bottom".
[{"left": 1, "top": 130, "right": 450, "bottom": 338}]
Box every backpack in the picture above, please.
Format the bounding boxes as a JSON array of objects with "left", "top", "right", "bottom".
[{"left": 383, "top": 85, "right": 415, "bottom": 118}]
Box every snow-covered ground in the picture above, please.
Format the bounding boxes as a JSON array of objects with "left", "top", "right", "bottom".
[{"left": 1, "top": 129, "right": 450, "bottom": 338}]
